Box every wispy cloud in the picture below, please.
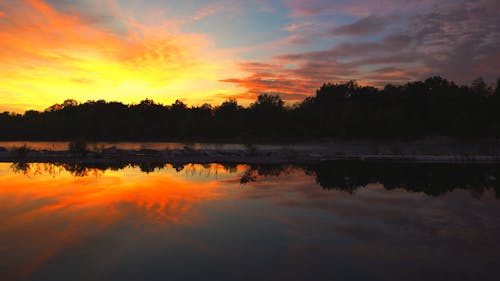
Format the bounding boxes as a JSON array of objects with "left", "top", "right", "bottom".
[
  {"left": 188, "top": 1, "right": 241, "bottom": 22},
  {"left": 0, "top": 0, "right": 499, "bottom": 111},
  {"left": 224, "top": 0, "right": 500, "bottom": 98},
  {"left": 329, "top": 15, "right": 395, "bottom": 36},
  {"left": 0, "top": 0, "right": 239, "bottom": 111}
]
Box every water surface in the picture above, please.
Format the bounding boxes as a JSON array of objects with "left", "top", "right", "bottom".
[{"left": 1, "top": 162, "right": 499, "bottom": 281}]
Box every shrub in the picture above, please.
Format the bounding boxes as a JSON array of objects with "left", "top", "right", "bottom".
[
  {"left": 11, "top": 145, "right": 30, "bottom": 158},
  {"left": 68, "top": 140, "right": 88, "bottom": 156},
  {"left": 245, "top": 143, "right": 258, "bottom": 156}
]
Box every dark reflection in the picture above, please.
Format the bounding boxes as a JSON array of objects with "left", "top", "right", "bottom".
[
  {"left": 137, "top": 162, "right": 166, "bottom": 173},
  {"left": 10, "top": 161, "right": 500, "bottom": 198},
  {"left": 173, "top": 163, "right": 185, "bottom": 172},
  {"left": 10, "top": 161, "right": 31, "bottom": 175},
  {"left": 235, "top": 162, "right": 500, "bottom": 198},
  {"left": 307, "top": 161, "right": 500, "bottom": 198},
  {"left": 240, "top": 165, "right": 290, "bottom": 184}
]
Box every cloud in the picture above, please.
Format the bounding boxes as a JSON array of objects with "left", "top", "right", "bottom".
[
  {"left": 284, "top": 0, "right": 459, "bottom": 17},
  {"left": 330, "top": 15, "right": 394, "bottom": 36},
  {"left": 283, "top": 21, "right": 314, "bottom": 32},
  {"left": 284, "top": 0, "right": 334, "bottom": 17},
  {"left": 222, "top": 33, "right": 416, "bottom": 96},
  {"left": 220, "top": 63, "right": 315, "bottom": 101},
  {"left": 224, "top": 0, "right": 500, "bottom": 98},
  {"left": 0, "top": 0, "right": 235, "bottom": 112},
  {"left": 408, "top": 0, "right": 500, "bottom": 82},
  {"left": 188, "top": 1, "right": 241, "bottom": 22},
  {"left": 276, "top": 34, "right": 413, "bottom": 62},
  {"left": 1, "top": 0, "right": 499, "bottom": 109},
  {"left": 43, "top": 0, "right": 128, "bottom": 34}
]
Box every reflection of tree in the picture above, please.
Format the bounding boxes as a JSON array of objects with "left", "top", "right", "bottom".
[
  {"left": 240, "top": 171, "right": 257, "bottom": 184},
  {"left": 8, "top": 161, "right": 500, "bottom": 199},
  {"left": 307, "top": 162, "right": 500, "bottom": 198},
  {"left": 11, "top": 162, "right": 31, "bottom": 175},
  {"left": 9, "top": 162, "right": 244, "bottom": 179},
  {"left": 222, "top": 163, "right": 238, "bottom": 173},
  {"left": 62, "top": 163, "right": 92, "bottom": 177},
  {"left": 238, "top": 162, "right": 500, "bottom": 199},
  {"left": 310, "top": 162, "right": 370, "bottom": 194},
  {"left": 173, "top": 164, "right": 184, "bottom": 172},
  {"left": 240, "top": 165, "right": 290, "bottom": 184},
  {"left": 11, "top": 162, "right": 127, "bottom": 177},
  {"left": 138, "top": 162, "right": 165, "bottom": 173}
]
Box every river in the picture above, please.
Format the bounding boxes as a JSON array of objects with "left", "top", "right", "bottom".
[{"left": 0, "top": 162, "right": 499, "bottom": 280}]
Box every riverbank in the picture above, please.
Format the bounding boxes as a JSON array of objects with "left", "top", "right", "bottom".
[{"left": 3, "top": 140, "right": 500, "bottom": 164}]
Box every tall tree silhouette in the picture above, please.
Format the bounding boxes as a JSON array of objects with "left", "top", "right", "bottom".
[{"left": 0, "top": 76, "right": 499, "bottom": 141}]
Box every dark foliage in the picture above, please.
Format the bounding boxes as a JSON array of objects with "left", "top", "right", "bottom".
[
  {"left": 68, "top": 140, "right": 88, "bottom": 156},
  {"left": 1, "top": 76, "right": 499, "bottom": 140}
]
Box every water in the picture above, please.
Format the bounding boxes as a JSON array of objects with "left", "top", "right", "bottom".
[{"left": 1, "top": 162, "right": 499, "bottom": 281}]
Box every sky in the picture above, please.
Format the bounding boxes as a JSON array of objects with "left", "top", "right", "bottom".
[{"left": 0, "top": 0, "right": 499, "bottom": 112}]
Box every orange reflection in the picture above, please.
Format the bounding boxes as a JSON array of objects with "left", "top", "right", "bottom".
[{"left": 0, "top": 163, "right": 246, "bottom": 280}]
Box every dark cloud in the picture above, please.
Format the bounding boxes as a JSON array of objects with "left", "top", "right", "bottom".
[
  {"left": 276, "top": 34, "right": 413, "bottom": 62},
  {"left": 409, "top": 0, "right": 500, "bottom": 82}
]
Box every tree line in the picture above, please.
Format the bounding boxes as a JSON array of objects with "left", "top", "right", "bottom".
[{"left": 1, "top": 76, "right": 500, "bottom": 141}]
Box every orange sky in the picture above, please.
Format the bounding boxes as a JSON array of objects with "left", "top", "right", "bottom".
[
  {"left": 0, "top": 0, "right": 243, "bottom": 112},
  {"left": 1, "top": 0, "right": 499, "bottom": 113}
]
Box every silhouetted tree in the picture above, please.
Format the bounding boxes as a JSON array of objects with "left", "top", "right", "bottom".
[
  {"left": 1, "top": 76, "right": 499, "bottom": 140},
  {"left": 249, "top": 94, "right": 285, "bottom": 136},
  {"left": 214, "top": 99, "right": 243, "bottom": 138},
  {"left": 494, "top": 78, "right": 500, "bottom": 97},
  {"left": 471, "top": 77, "right": 493, "bottom": 97}
]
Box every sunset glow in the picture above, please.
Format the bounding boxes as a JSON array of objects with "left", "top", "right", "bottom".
[
  {"left": 0, "top": 0, "right": 499, "bottom": 112},
  {"left": 0, "top": 0, "right": 241, "bottom": 112}
]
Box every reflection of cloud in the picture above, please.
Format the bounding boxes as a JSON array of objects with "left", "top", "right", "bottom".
[
  {"left": 237, "top": 173, "right": 500, "bottom": 280},
  {"left": 0, "top": 163, "right": 499, "bottom": 280},
  {"left": 0, "top": 163, "right": 241, "bottom": 280}
]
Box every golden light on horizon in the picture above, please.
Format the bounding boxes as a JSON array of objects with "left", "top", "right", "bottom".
[
  {"left": 1, "top": 0, "right": 498, "bottom": 113},
  {"left": 0, "top": 0, "right": 242, "bottom": 113}
]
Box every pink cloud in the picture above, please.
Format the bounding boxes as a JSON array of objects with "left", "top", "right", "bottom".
[{"left": 224, "top": 0, "right": 500, "bottom": 99}]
